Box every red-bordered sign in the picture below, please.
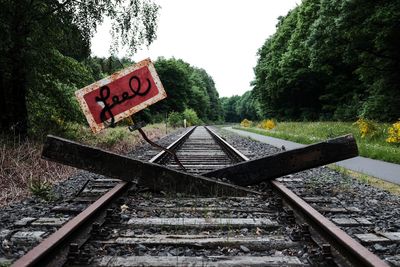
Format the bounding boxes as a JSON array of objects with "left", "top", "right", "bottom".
[{"left": 75, "top": 58, "right": 166, "bottom": 133}]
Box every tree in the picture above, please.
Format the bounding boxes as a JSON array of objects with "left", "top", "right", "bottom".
[
  {"left": 235, "top": 91, "right": 262, "bottom": 121},
  {"left": 0, "top": 0, "right": 159, "bottom": 136},
  {"left": 252, "top": 0, "right": 400, "bottom": 122},
  {"left": 193, "top": 68, "right": 223, "bottom": 122},
  {"left": 149, "top": 57, "right": 222, "bottom": 123},
  {"left": 152, "top": 58, "right": 192, "bottom": 114},
  {"left": 221, "top": 96, "right": 241, "bottom": 122},
  {"left": 338, "top": 0, "right": 400, "bottom": 121}
]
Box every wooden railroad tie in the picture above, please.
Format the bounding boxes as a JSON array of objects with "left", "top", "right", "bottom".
[
  {"left": 41, "top": 135, "right": 258, "bottom": 197},
  {"left": 204, "top": 134, "right": 358, "bottom": 186},
  {"left": 42, "top": 134, "right": 358, "bottom": 196}
]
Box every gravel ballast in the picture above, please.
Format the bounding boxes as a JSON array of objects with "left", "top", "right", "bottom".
[{"left": 0, "top": 126, "right": 399, "bottom": 264}]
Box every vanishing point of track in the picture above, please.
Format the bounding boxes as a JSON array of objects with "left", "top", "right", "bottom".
[{"left": 13, "top": 126, "right": 389, "bottom": 267}]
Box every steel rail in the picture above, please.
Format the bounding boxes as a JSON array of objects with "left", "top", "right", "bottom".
[
  {"left": 272, "top": 181, "right": 389, "bottom": 267},
  {"left": 13, "top": 126, "right": 389, "bottom": 267},
  {"left": 204, "top": 126, "right": 389, "bottom": 267},
  {"left": 12, "top": 126, "right": 197, "bottom": 267},
  {"left": 11, "top": 182, "right": 129, "bottom": 267},
  {"left": 149, "top": 126, "right": 196, "bottom": 163}
]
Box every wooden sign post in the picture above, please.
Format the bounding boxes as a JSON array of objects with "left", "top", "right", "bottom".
[{"left": 75, "top": 58, "right": 166, "bottom": 133}]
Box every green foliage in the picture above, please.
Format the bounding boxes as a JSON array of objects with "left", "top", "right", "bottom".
[
  {"left": 27, "top": 49, "right": 92, "bottom": 137},
  {"left": 0, "top": 0, "right": 159, "bottom": 136},
  {"left": 168, "top": 112, "right": 183, "bottom": 127},
  {"left": 150, "top": 57, "right": 222, "bottom": 123},
  {"left": 252, "top": 0, "right": 400, "bottom": 122},
  {"left": 220, "top": 91, "right": 262, "bottom": 122},
  {"left": 153, "top": 58, "right": 192, "bottom": 114},
  {"left": 182, "top": 108, "right": 201, "bottom": 126},
  {"left": 220, "top": 96, "right": 241, "bottom": 122},
  {"left": 235, "top": 121, "right": 400, "bottom": 164},
  {"left": 29, "top": 178, "right": 53, "bottom": 201}
]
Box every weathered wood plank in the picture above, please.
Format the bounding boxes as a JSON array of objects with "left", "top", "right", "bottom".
[
  {"left": 125, "top": 217, "right": 278, "bottom": 229},
  {"left": 42, "top": 135, "right": 258, "bottom": 197},
  {"left": 94, "top": 256, "right": 304, "bottom": 267},
  {"left": 99, "top": 234, "right": 296, "bottom": 250},
  {"left": 134, "top": 206, "right": 269, "bottom": 213},
  {"left": 204, "top": 134, "right": 358, "bottom": 186}
]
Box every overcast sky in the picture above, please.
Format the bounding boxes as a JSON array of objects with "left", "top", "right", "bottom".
[{"left": 91, "top": 0, "right": 300, "bottom": 97}]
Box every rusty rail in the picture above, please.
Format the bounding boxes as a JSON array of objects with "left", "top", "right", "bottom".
[
  {"left": 272, "top": 180, "right": 389, "bottom": 267},
  {"left": 12, "top": 126, "right": 389, "bottom": 267},
  {"left": 11, "top": 182, "right": 129, "bottom": 267},
  {"left": 12, "top": 127, "right": 197, "bottom": 267},
  {"left": 204, "top": 126, "right": 389, "bottom": 267}
]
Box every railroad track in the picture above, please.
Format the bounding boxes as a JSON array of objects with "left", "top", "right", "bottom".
[{"left": 11, "top": 126, "right": 391, "bottom": 266}]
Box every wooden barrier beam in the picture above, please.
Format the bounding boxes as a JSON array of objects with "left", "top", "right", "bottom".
[
  {"left": 42, "top": 135, "right": 258, "bottom": 197},
  {"left": 204, "top": 134, "right": 358, "bottom": 186}
]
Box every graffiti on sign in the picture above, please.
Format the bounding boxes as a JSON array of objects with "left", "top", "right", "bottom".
[{"left": 75, "top": 59, "right": 166, "bottom": 133}]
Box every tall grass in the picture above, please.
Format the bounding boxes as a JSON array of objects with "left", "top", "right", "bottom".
[
  {"left": 0, "top": 136, "right": 75, "bottom": 205},
  {"left": 235, "top": 121, "right": 400, "bottom": 164},
  {"left": 0, "top": 123, "right": 172, "bottom": 206}
]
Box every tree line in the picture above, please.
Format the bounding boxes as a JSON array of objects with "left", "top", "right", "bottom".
[
  {"left": 0, "top": 0, "right": 222, "bottom": 138},
  {"left": 223, "top": 0, "right": 399, "bottom": 122},
  {"left": 3, "top": 0, "right": 397, "bottom": 135}
]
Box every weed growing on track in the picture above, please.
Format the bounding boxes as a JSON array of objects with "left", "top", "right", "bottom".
[{"left": 29, "top": 178, "right": 54, "bottom": 201}]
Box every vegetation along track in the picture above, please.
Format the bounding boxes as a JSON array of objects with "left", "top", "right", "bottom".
[{"left": 11, "top": 126, "right": 393, "bottom": 267}]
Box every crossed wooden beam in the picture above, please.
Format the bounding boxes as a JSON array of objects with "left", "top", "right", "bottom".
[{"left": 42, "top": 134, "right": 358, "bottom": 196}]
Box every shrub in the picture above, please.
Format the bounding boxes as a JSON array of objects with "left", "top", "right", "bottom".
[
  {"left": 240, "top": 119, "right": 252, "bottom": 128},
  {"left": 168, "top": 112, "right": 183, "bottom": 127},
  {"left": 354, "top": 117, "right": 377, "bottom": 138},
  {"left": 259, "top": 119, "right": 276, "bottom": 130},
  {"left": 182, "top": 108, "right": 201, "bottom": 126},
  {"left": 386, "top": 120, "right": 400, "bottom": 144}
]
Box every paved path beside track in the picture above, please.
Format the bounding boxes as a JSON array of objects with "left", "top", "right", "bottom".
[{"left": 224, "top": 127, "right": 400, "bottom": 185}]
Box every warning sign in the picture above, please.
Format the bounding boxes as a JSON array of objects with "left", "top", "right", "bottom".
[{"left": 75, "top": 59, "right": 166, "bottom": 133}]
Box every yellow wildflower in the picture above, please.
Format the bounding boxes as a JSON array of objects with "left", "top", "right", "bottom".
[
  {"left": 259, "top": 119, "right": 276, "bottom": 130},
  {"left": 386, "top": 120, "right": 400, "bottom": 143},
  {"left": 240, "top": 119, "right": 252, "bottom": 128}
]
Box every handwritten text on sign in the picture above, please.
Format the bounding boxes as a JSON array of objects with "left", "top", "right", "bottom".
[{"left": 75, "top": 59, "right": 166, "bottom": 133}]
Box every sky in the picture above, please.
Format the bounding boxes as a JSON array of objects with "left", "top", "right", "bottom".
[{"left": 91, "top": 0, "right": 300, "bottom": 97}]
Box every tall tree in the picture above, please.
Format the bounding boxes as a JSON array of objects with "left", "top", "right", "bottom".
[
  {"left": 150, "top": 57, "right": 222, "bottom": 123},
  {"left": 221, "top": 96, "right": 241, "bottom": 122},
  {"left": 153, "top": 58, "right": 192, "bottom": 114},
  {"left": 253, "top": 0, "right": 400, "bottom": 122}
]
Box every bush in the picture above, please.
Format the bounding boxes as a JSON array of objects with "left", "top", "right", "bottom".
[
  {"left": 240, "top": 119, "right": 252, "bottom": 128},
  {"left": 182, "top": 108, "right": 201, "bottom": 126},
  {"left": 387, "top": 120, "right": 400, "bottom": 144},
  {"left": 259, "top": 119, "right": 276, "bottom": 130},
  {"left": 168, "top": 112, "right": 183, "bottom": 127},
  {"left": 354, "top": 117, "right": 377, "bottom": 138}
]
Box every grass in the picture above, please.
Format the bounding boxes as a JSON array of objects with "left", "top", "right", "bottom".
[
  {"left": 234, "top": 121, "right": 400, "bottom": 164},
  {"left": 62, "top": 122, "right": 170, "bottom": 154},
  {"left": 0, "top": 123, "right": 175, "bottom": 206},
  {"left": 328, "top": 164, "right": 400, "bottom": 196},
  {"left": 0, "top": 137, "right": 75, "bottom": 205}
]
